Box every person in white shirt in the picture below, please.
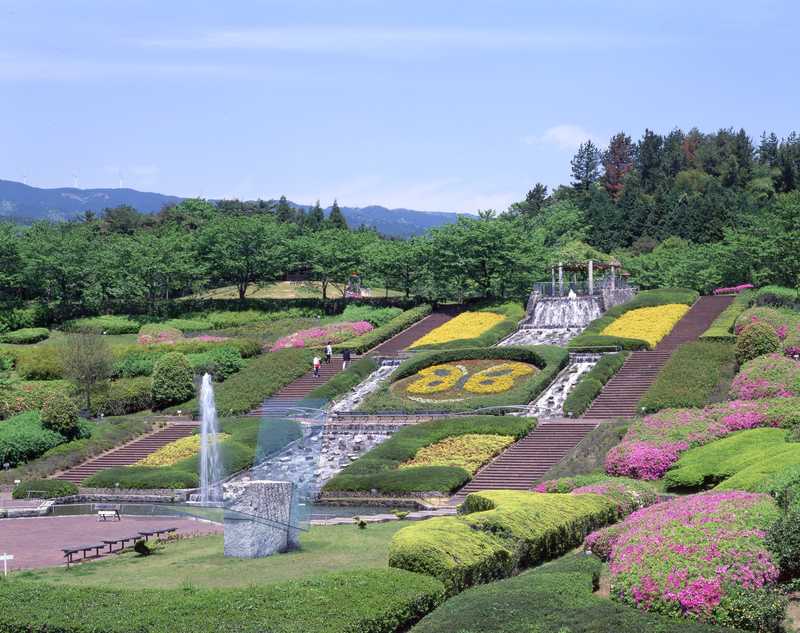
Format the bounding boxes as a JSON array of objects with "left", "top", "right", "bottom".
[
  {"left": 313, "top": 356, "right": 321, "bottom": 377},
  {"left": 324, "top": 342, "right": 333, "bottom": 364}
]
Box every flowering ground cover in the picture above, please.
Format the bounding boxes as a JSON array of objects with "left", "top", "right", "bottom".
[
  {"left": 600, "top": 304, "right": 689, "bottom": 349},
  {"left": 605, "top": 397, "right": 800, "bottom": 479},
  {"left": 586, "top": 491, "right": 784, "bottom": 630},
  {"left": 730, "top": 353, "right": 800, "bottom": 399},
  {"left": 664, "top": 427, "right": 800, "bottom": 493},
  {"left": 408, "top": 311, "right": 506, "bottom": 349},
  {"left": 136, "top": 433, "right": 230, "bottom": 467},
  {"left": 400, "top": 433, "right": 514, "bottom": 475},
  {"left": 271, "top": 321, "right": 373, "bottom": 350}
]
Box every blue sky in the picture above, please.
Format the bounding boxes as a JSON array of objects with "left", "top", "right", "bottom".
[{"left": 1, "top": 0, "right": 798, "bottom": 213}]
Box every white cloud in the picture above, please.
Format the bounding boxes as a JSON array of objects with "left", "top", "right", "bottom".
[{"left": 523, "top": 124, "right": 601, "bottom": 151}]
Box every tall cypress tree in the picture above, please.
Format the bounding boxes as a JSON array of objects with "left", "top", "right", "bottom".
[
  {"left": 570, "top": 141, "right": 602, "bottom": 191},
  {"left": 602, "top": 133, "right": 634, "bottom": 200},
  {"left": 328, "top": 199, "right": 348, "bottom": 229},
  {"left": 306, "top": 200, "right": 325, "bottom": 230}
]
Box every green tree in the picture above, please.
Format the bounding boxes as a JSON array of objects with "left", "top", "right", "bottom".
[
  {"left": 151, "top": 352, "right": 195, "bottom": 409},
  {"left": 328, "top": 199, "right": 348, "bottom": 229},
  {"left": 41, "top": 391, "right": 81, "bottom": 438},
  {"left": 305, "top": 201, "right": 325, "bottom": 231},
  {"left": 61, "top": 333, "right": 114, "bottom": 410},
  {"left": 570, "top": 140, "right": 602, "bottom": 191},
  {"left": 275, "top": 195, "right": 294, "bottom": 223}
]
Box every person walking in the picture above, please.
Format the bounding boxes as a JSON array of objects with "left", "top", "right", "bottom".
[
  {"left": 342, "top": 348, "right": 351, "bottom": 370},
  {"left": 324, "top": 341, "right": 333, "bottom": 365},
  {"left": 313, "top": 355, "right": 321, "bottom": 378}
]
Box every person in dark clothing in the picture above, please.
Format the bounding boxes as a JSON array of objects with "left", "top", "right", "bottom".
[{"left": 342, "top": 348, "right": 351, "bottom": 370}]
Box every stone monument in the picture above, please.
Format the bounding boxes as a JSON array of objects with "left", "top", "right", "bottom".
[{"left": 223, "top": 480, "right": 298, "bottom": 558}]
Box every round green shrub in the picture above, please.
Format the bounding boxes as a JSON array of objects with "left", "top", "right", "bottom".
[
  {"left": 12, "top": 479, "right": 78, "bottom": 499},
  {"left": 735, "top": 322, "right": 780, "bottom": 365},
  {"left": 766, "top": 502, "right": 800, "bottom": 577},
  {"left": 0, "top": 327, "right": 50, "bottom": 345},
  {"left": 41, "top": 391, "right": 80, "bottom": 438},
  {"left": 151, "top": 352, "right": 195, "bottom": 409}
]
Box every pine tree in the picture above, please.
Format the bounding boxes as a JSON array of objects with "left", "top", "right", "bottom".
[
  {"left": 328, "top": 199, "right": 348, "bottom": 229},
  {"left": 602, "top": 132, "right": 635, "bottom": 200},
  {"left": 758, "top": 132, "right": 779, "bottom": 167},
  {"left": 275, "top": 195, "right": 294, "bottom": 223},
  {"left": 570, "top": 141, "right": 602, "bottom": 191},
  {"left": 306, "top": 201, "right": 325, "bottom": 230}
]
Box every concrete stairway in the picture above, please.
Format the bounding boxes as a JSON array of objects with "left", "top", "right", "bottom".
[
  {"left": 247, "top": 356, "right": 345, "bottom": 417},
  {"left": 582, "top": 295, "right": 734, "bottom": 420},
  {"left": 451, "top": 420, "right": 598, "bottom": 502},
  {"left": 370, "top": 308, "right": 460, "bottom": 355},
  {"left": 57, "top": 421, "right": 199, "bottom": 485}
]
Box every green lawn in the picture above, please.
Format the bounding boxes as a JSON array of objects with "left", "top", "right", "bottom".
[
  {"left": 191, "top": 281, "right": 404, "bottom": 300},
  {"left": 20, "top": 523, "right": 404, "bottom": 589}
]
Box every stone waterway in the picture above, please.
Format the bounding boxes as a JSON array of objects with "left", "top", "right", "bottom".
[{"left": 521, "top": 353, "right": 600, "bottom": 418}]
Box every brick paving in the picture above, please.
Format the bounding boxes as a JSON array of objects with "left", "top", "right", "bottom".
[{"left": 0, "top": 515, "right": 222, "bottom": 571}]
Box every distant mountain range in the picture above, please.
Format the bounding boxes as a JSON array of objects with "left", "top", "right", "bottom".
[{"left": 0, "top": 179, "right": 463, "bottom": 238}]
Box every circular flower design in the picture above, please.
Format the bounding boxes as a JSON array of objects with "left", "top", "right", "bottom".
[
  {"left": 406, "top": 364, "right": 467, "bottom": 394},
  {"left": 463, "top": 362, "right": 535, "bottom": 394}
]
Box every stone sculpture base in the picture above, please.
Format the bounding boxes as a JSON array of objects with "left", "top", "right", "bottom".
[{"left": 223, "top": 480, "right": 297, "bottom": 558}]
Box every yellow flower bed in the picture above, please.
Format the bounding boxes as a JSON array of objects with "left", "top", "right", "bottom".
[
  {"left": 136, "top": 433, "right": 230, "bottom": 467},
  {"left": 407, "top": 364, "right": 466, "bottom": 394},
  {"left": 401, "top": 434, "right": 514, "bottom": 475},
  {"left": 463, "top": 362, "right": 535, "bottom": 394},
  {"left": 601, "top": 303, "right": 690, "bottom": 348},
  {"left": 409, "top": 311, "right": 506, "bottom": 349}
]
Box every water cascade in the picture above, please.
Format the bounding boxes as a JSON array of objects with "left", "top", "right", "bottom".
[{"left": 199, "top": 373, "right": 223, "bottom": 504}]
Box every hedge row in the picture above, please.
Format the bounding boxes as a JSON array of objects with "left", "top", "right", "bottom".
[
  {"left": 359, "top": 346, "right": 568, "bottom": 414},
  {"left": 0, "top": 411, "right": 80, "bottom": 467},
  {"left": 664, "top": 427, "right": 800, "bottom": 493},
  {"left": 562, "top": 352, "right": 628, "bottom": 416},
  {"left": 389, "top": 489, "right": 619, "bottom": 594},
  {"left": 333, "top": 304, "right": 432, "bottom": 354},
  {"left": 0, "top": 327, "right": 50, "bottom": 344},
  {"left": 754, "top": 285, "right": 800, "bottom": 311},
  {"left": 304, "top": 356, "right": 378, "bottom": 403},
  {"left": 12, "top": 479, "right": 78, "bottom": 499},
  {"left": 0, "top": 569, "right": 445, "bottom": 633},
  {"left": 639, "top": 341, "right": 736, "bottom": 412},
  {"left": 170, "top": 348, "right": 313, "bottom": 417},
  {"left": 409, "top": 303, "right": 525, "bottom": 351},
  {"left": 83, "top": 417, "right": 302, "bottom": 489},
  {"left": 0, "top": 417, "right": 152, "bottom": 485},
  {"left": 324, "top": 416, "right": 534, "bottom": 495},
  {"left": 700, "top": 289, "right": 755, "bottom": 341},
  {"left": 569, "top": 288, "right": 699, "bottom": 351},
  {"left": 410, "top": 553, "right": 739, "bottom": 633}
]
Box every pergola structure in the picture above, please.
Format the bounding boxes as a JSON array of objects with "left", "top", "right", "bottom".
[{"left": 547, "top": 259, "right": 628, "bottom": 296}]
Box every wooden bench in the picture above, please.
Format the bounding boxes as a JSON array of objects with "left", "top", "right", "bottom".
[
  {"left": 101, "top": 535, "right": 144, "bottom": 553},
  {"left": 138, "top": 527, "right": 177, "bottom": 541},
  {"left": 62, "top": 544, "right": 105, "bottom": 567},
  {"left": 94, "top": 503, "right": 121, "bottom": 521}
]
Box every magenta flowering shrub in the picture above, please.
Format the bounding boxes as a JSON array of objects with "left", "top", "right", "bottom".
[
  {"left": 572, "top": 480, "right": 658, "bottom": 517},
  {"left": 271, "top": 321, "right": 374, "bottom": 351},
  {"left": 735, "top": 306, "right": 800, "bottom": 357},
  {"left": 605, "top": 398, "right": 800, "bottom": 480},
  {"left": 714, "top": 283, "right": 754, "bottom": 295},
  {"left": 730, "top": 353, "right": 800, "bottom": 400},
  {"left": 586, "top": 492, "right": 781, "bottom": 625}
]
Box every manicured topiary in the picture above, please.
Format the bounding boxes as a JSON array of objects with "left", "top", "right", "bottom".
[
  {"left": 151, "top": 352, "right": 195, "bottom": 409},
  {"left": 735, "top": 322, "right": 780, "bottom": 365},
  {"left": 41, "top": 391, "right": 80, "bottom": 439},
  {"left": 0, "top": 327, "right": 50, "bottom": 345}
]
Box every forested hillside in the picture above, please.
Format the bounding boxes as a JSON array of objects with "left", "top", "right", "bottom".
[{"left": 1, "top": 127, "right": 798, "bottom": 328}]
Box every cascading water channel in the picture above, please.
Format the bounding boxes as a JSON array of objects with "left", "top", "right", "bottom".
[{"left": 199, "top": 373, "right": 223, "bottom": 504}]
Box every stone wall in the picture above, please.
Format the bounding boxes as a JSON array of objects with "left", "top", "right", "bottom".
[{"left": 224, "top": 480, "right": 296, "bottom": 558}]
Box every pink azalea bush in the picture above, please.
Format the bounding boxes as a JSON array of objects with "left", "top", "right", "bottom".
[
  {"left": 730, "top": 353, "right": 800, "bottom": 400},
  {"left": 735, "top": 306, "right": 800, "bottom": 357},
  {"left": 713, "top": 283, "right": 754, "bottom": 295},
  {"left": 535, "top": 476, "right": 658, "bottom": 521},
  {"left": 271, "top": 321, "right": 373, "bottom": 351},
  {"left": 585, "top": 491, "right": 782, "bottom": 626},
  {"left": 605, "top": 398, "right": 800, "bottom": 479}
]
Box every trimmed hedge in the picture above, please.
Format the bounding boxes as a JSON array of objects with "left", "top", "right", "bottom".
[
  {"left": 389, "top": 490, "right": 618, "bottom": 595},
  {"left": 701, "top": 289, "right": 755, "bottom": 341},
  {"left": 410, "top": 553, "right": 739, "bottom": 633},
  {"left": 569, "top": 288, "right": 699, "bottom": 351},
  {"left": 171, "top": 348, "right": 313, "bottom": 417},
  {"left": 324, "top": 416, "right": 533, "bottom": 495},
  {"left": 639, "top": 341, "right": 735, "bottom": 412},
  {"left": 333, "top": 304, "right": 432, "bottom": 354},
  {"left": 90, "top": 377, "right": 153, "bottom": 416},
  {"left": 754, "top": 285, "right": 800, "bottom": 311},
  {"left": 0, "top": 569, "right": 445, "bottom": 633},
  {"left": 0, "top": 327, "right": 49, "bottom": 344},
  {"left": 358, "top": 346, "right": 568, "bottom": 414},
  {"left": 736, "top": 322, "right": 780, "bottom": 364},
  {"left": 304, "top": 356, "right": 378, "bottom": 403},
  {"left": 562, "top": 352, "right": 628, "bottom": 416},
  {"left": 0, "top": 411, "right": 70, "bottom": 466},
  {"left": 65, "top": 315, "right": 141, "bottom": 335},
  {"left": 664, "top": 427, "right": 800, "bottom": 493},
  {"left": 12, "top": 479, "right": 78, "bottom": 499}
]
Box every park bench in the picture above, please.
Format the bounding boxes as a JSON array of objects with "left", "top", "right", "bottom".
[
  {"left": 101, "top": 535, "right": 145, "bottom": 553},
  {"left": 94, "top": 503, "right": 121, "bottom": 521},
  {"left": 138, "top": 527, "right": 177, "bottom": 541},
  {"left": 62, "top": 544, "right": 105, "bottom": 567}
]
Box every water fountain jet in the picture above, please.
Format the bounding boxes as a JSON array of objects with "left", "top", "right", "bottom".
[{"left": 199, "top": 373, "right": 222, "bottom": 505}]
